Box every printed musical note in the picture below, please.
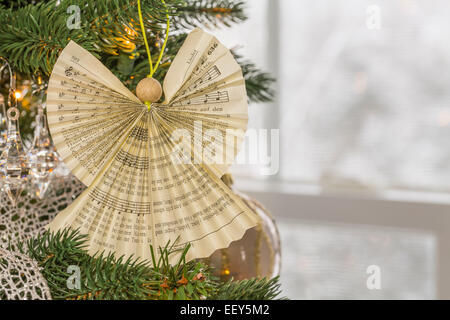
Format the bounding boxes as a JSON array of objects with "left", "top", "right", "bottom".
[
  {"left": 65, "top": 66, "right": 74, "bottom": 77},
  {"left": 46, "top": 28, "right": 254, "bottom": 264},
  {"left": 187, "top": 66, "right": 221, "bottom": 92},
  {"left": 171, "top": 91, "right": 229, "bottom": 107}
]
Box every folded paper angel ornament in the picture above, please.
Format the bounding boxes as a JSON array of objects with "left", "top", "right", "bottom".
[{"left": 45, "top": 28, "right": 258, "bottom": 263}]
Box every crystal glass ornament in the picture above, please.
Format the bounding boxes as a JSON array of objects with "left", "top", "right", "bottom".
[
  {"left": 31, "top": 77, "right": 68, "bottom": 182},
  {"left": 28, "top": 103, "right": 59, "bottom": 199},
  {"left": 0, "top": 59, "right": 12, "bottom": 189},
  {"left": 0, "top": 61, "right": 30, "bottom": 206},
  {"left": 1, "top": 173, "right": 86, "bottom": 251},
  {"left": 0, "top": 107, "right": 30, "bottom": 205},
  {"left": 52, "top": 160, "right": 71, "bottom": 178},
  {"left": 206, "top": 190, "right": 282, "bottom": 281},
  {"left": 0, "top": 95, "right": 7, "bottom": 155}
]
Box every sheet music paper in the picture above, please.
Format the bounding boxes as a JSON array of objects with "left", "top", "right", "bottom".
[{"left": 46, "top": 28, "right": 258, "bottom": 262}]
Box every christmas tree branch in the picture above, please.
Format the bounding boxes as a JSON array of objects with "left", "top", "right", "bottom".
[
  {"left": 235, "top": 54, "right": 276, "bottom": 103},
  {"left": 0, "top": 0, "right": 246, "bottom": 75},
  {"left": 19, "top": 228, "right": 283, "bottom": 300},
  {"left": 211, "top": 277, "right": 285, "bottom": 300},
  {"left": 172, "top": 0, "right": 247, "bottom": 29},
  {"left": 0, "top": 0, "right": 179, "bottom": 75},
  {"left": 22, "top": 228, "right": 217, "bottom": 300},
  {"left": 0, "top": 0, "right": 275, "bottom": 143}
]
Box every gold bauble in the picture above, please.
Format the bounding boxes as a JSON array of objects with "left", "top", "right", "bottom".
[
  {"left": 205, "top": 190, "right": 282, "bottom": 281},
  {"left": 136, "top": 77, "right": 162, "bottom": 103}
]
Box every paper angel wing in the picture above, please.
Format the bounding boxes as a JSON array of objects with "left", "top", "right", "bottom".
[
  {"left": 163, "top": 27, "right": 248, "bottom": 177},
  {"left": 46, "top": 28, "right": 257, "bottom": 263}
]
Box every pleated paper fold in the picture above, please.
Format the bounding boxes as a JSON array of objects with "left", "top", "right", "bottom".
[{"left": 46, "top": 28, "right": 257, "bottom": 263}]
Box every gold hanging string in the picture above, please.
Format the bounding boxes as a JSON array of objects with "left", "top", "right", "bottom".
[{"left": 137, "top": 0, "right": 170, "bottom": 78}]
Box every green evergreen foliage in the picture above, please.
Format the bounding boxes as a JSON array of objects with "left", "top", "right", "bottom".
[
  {"left": 16, "top": 228, "right": 283, "bottom": 300},
  {"left": 0, "top": 0, "right": 274, "bottom": 140},
  {"left": 213, "top": 277, "right": 283, "bottom": 300},
  {"left": 173, "top": 0, "right": 247, "bottom": 29},
  {"left": 0, "top": 0, "right": 274, "bottom": 103},
  {"left": 0, "top": 1, "right": 281, "bottom": 299}
]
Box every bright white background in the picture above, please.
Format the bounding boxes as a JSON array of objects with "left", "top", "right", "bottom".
[{"left": 212, "top": 0, "right": 450, "bottom": 299}]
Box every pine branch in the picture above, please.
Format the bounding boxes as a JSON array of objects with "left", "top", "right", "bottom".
[
  {"left": 211, "top": 277, "right": 285, "bottom": 300},
  {"left": 242, "top": 62, "right": 276, "bottom": 103},
  {"left": 0, "top": 0, "right": 274, "bottom": 104},
  {"left": 0, "top": 2, "right": 96, "bottom": 75},
  {"left": 0, "top": 0, "right": 245, "bottom": 76},
  {"left": 22, "top": 228, "right": 217, "bottom": 300},
  {"left": 235, "top": 54, "right": 276, "bottom": 103},
  {"left": 18, "top": 228, "right": 284, "bottom": 300},
  {"left": 0, "top": 0, "right": 275, "bottom": 145},
  {"left": 0, "top": 0, "right": 181, "bottom": 75},
  {"left": 172, "top": 0, "right": 247, "bottom": 29},
  {"left": 0, "top": 0, "right": 35, "bottom": 9}
]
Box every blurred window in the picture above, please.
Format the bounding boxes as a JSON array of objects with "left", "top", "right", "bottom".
[{"left": 216, "top": 0, "right": 450, "bottom": 194}]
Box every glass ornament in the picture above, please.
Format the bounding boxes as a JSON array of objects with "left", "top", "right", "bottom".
[
  {"left": 0, "top": 107, "right": 30, "bottom": 205},
  {"left": 28, "top": 103, "right": 59, "bottom": 199},
  {"left": 205, "top": 191, "right": 282, "bottom": 281},
  {"left": 0, "top": 95, "right": 7, "bottom": 155},
  {"left": 0, "top": 60, "right": 30, "bottom": 205}
]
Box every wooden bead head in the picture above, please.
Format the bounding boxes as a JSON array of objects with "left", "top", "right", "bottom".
[{"left": 136, "top": 77, "right": 162, "bottom": 103}]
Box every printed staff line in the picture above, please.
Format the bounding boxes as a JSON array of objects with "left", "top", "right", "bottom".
[
  {"left": 49, "top": 107, "right": 138, "bottom": 115},
  {"left": 70, "top": 60, "right": 134, "bottom": 100},
  {"left": 52, "top": 109, "right": 141, "bottom": 125},
  {"left": 172, "top": 65, "right": 223, "bottom": 102},
  {"left": 90, "top": 188, "right": 151, "bottom": 208},
  {"left": 55, "top": 75, "right": 130, "bottom": 101},
  {"left": 57, "top": 86, "right": 134, "bottom": 104},
  {"left": 53, "top": 115, "right": 136, "bottom": 134},
  {"left": 171, "top": 91, "right": 230, "bottom": 107},
  {"left": 53, "top": 92, "right": 141, "bottom": 106}
]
